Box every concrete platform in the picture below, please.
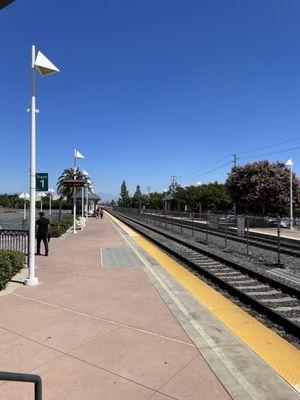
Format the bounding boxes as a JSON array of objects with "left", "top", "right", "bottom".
[{"left": 0, "top": 214, "right": 298, "bottom": 399}]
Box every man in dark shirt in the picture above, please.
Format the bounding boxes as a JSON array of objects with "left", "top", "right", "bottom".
[{"left": 36, "top": 212, "right": 50, "bottom": 256}]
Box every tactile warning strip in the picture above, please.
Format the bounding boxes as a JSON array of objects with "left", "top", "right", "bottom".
[
  {"left": 101, "top": 247, "right": 143, "bottom": 269},
  {"left": 133, "top": 235, "right": 300, "bottom": 392}
]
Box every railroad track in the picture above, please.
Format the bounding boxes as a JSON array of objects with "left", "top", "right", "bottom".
[
  {"left": 109, "top": 210, "right": 300, "bottom": 340},
  {"left": 143, "top": 213, "right": 300, "bottom": 258}
]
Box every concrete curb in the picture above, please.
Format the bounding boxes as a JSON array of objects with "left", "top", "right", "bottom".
[{"left": 0, "top": 267, "right": 28, "bottom": 297}]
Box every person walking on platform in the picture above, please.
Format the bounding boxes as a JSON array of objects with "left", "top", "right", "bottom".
[
  {"left": 35, "top": 211, "right": 50, "bottom": 256},
  {"left": 100, "top": 207, "right": 104, "bottom": 219}
]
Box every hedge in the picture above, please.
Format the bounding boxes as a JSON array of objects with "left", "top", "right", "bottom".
[
  {"left": 49, "top": 216, "right": 74, "bottom": 238},
  {"left": 0, "top": 250, "right": 25, "bottom": 291}
]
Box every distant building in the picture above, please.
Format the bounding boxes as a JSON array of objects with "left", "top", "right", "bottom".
[{"left": 162, "top": 193, "right": 185, "bottom": 211}]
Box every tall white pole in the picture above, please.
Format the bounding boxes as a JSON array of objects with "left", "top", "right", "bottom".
[
  {"left": 23, "top": 201, "right": 26, "bottom": 220},
  {"left": 49, "top": 195, "right": 52, "bottom": 215},
  {"left": 87, "top": 189, "right": 89, "bottom": 217},
  {"left": 26, "top": 45, "right": 38, "bottom": 286},
  {"left": 81, "top": 188, "right": 84, "bottom": 218},
  {"left": 84, "top": 185, "right": 87, "bottom": 217},
  {"left": 290, "top": 164, "right": 293, "bottom": 230},
  {"left": 73, "top": 150, "right": 77, "bottom": 233}
]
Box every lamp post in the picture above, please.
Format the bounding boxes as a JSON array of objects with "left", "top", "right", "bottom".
[
  {"left": 38, "top": 192, "right": 46, "bottom": 211},
  {"left": 73, "top": 149, "right": 85, "bottom": 233},
  {"left": 48, "top": 188, "right": 55, "bottom": 215},
  {"left": 26, "top": 45, "right": 59, "bottom": 286},
  {"left": 86, "top": 178, "right": 91, "bottom": 217},
  {"left": 82, "top": 170, "right": 89, "bottom": 217},
  {"left": 285, "top": 159, "right": 294, "bottom": 230},
  {"left": 18, "top": 192, "right": 30, "bottom": 220}
]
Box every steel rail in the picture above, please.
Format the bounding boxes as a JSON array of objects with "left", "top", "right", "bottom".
[
  {"left": 109, "top": 210, "right": 300, "bottom": 338},
  {"left": 144, "top": 213, "right": 300, "bottom": 257}
]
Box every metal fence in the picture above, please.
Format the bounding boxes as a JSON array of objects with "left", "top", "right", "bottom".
[
  {"left": 0, "top": 229, "right": 29, "bottom": 255},
  {"left": 113, "top": 207, "right": 300, "bottom": 266}
]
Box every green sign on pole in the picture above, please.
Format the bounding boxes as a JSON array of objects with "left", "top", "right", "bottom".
[{"left": 36, "top": 173, "right": 48, "bottom": 192}]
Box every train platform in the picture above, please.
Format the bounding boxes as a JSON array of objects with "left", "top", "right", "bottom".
[{"left": 0, "top": 214, "right": 299, "bottom": 399}]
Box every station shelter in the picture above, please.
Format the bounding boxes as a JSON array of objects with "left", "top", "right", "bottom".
[
  {"left": 162, "top": 193, "right": 186, "bottom": 211},
  {"left": 75, "top": 190, "right": 101, "bottom": 216}
]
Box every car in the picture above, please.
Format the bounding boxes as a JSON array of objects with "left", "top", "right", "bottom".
[{"left": 265, "top": 219, "right": 288, "bottom": 228}]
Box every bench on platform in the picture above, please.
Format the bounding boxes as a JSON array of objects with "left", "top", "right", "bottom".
[{"left": 75, "top": 217, "right": 86, "bottom": 230}]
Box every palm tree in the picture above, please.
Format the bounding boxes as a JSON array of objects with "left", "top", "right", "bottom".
[
  {"left": 56, "top": 167, "right": 92, "bottom": 222},
  {"left": 57, "top": 167, "right": 91, "bottom": 199}
]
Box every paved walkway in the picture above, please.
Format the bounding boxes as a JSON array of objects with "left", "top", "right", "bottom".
[{"left": 0, "top": 215, "right": 230, "bottom": 399}]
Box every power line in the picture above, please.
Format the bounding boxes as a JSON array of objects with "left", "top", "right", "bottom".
[
  {"left": 236, "top": 138, "right": 300, "bottom": 156},
  {"left": 151, "top": 137, "right": 300, "bottom": 192},
  {"left": 177, "top": 155, "right": 231, "bottom": 180},
  {"left": 239, "top": 144, "right": 300, "bottom": 161},
  {"left": 182, "top": 161, "right": 232, "bottom": 182}
]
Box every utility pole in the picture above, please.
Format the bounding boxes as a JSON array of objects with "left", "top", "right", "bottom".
[
  {"left": 170, "top": 175, "right": 177, "bottom": 192},
  {"left": 232, "top": 154, "right": 238, "bottom": 215},
  {"left": 232, "top": 154, "right": 238, "bottom": 168},
  {"left": 147, "top": 186, "right": 151, "bottom": 195}
]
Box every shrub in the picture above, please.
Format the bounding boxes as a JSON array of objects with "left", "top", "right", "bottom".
[
  {"left": 0, "top": 250, "right": 25, "bottom": 290},
  {"left": 0, "top": 250, "right": 25, "bottom": 274},
  {"left": 49, "top": 225, "right": 67, "bottom": 237},
  {"left": 49, "top": 216, "right": 73, "bottom": 237}
]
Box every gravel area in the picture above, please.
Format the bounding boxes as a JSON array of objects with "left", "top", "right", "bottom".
[{"left": 157, "top": 218, "right": 300, "bottom": 290}]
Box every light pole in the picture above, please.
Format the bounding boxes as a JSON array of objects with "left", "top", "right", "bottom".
[
  {"left": 37, "top": 192, "right": 46, "bottom": 211},
  {"left": 26, "top": 45, "right": 59, "bottom": 286},
  {"left": 18, "top": 192, "right": 30, "bottom": 219},
  {"left": 73, "top": 149, "right": 85, "bottom": 233},
  {"left": 285, "top": 159, "right": 294, "bottom": 230},
  {"left": 82, "top": 170, "right": 89, "bottom": 217},
  {"left": 48, "top": 188, "right": 55, "bottom": 215},
  {"left": 86, "top": 178, "right": 91, "bottom": 217}
]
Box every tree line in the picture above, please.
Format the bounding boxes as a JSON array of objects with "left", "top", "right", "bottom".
[{"left": 116, "top": 161, "right": 300, "bottom": 216}]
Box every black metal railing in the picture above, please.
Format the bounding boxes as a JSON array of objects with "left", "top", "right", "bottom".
[
  {"left": 0, "top": 230, "right": 29, "bottom": 255},
  {"left": 0, "top": 371, "right": 42, "bottom": 400}
]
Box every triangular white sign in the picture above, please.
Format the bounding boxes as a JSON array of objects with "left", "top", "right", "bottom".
[
  {"left": 34, "top": 51, "right": 60, "bottom": 77},
  {"left": 74, "top": 150, "right": 85, "bottom": 159}
]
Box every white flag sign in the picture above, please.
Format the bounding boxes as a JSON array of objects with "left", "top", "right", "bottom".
[
  {"left": 74, "top": 150, "right": 85, "bottom": 159},
  {"left": 34, "top": 51, "right": 60, "bottom": 77}
]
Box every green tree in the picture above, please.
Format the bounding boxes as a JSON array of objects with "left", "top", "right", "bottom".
[
  {"left": 118, "top": 180, "right": 131, "bottom": 207},
  {"left": 0, "top": 194, "right": 21, "bottom": 209},
  {"left": 174, "top": 183, "right": 231, "bottom": 212},
  {"left": 226, "top": 160, "right": 300, "bottom": 215},
  {"left": 132, "top": 185, "right": 142, "bottom": 208},
  {"left": 148, "top": 192, "right": 164, "bottom": 209}
]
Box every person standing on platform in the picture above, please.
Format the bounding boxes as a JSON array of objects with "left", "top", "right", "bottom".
[
  {"left": 100, "top": 207, "right": 104, "bottom": 219},
  {"left": 35, "top": 211, "right": 50, "bottom": 256}
]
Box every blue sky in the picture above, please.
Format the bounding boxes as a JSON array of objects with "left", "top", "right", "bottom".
[{"left": 1, "top": 0, "right": 300, "bottom": 197}]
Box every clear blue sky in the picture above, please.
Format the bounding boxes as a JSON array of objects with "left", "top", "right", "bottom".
[{"left": 1, "top": 0, "right": 300, "bottom": 197}]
